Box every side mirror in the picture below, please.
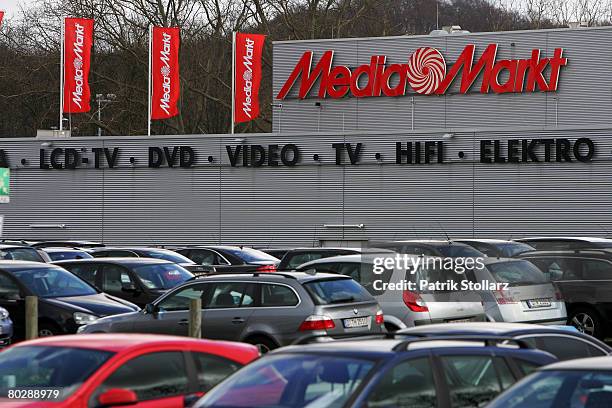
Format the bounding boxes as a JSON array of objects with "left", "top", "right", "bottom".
[
  {"left": 144, "top": 303, "right": 158, "bottom": 315},
  {"left": 97, "top": 388, "right": 138, "bottom": 407},
  {"left": 121, "top": 283, "right": 138, "bottom": 293}
]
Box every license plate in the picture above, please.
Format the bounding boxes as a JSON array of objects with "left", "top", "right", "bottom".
[
  {"left": 448, "top": 318, "right": 472, "bottom": 323},
  {"left": 527, "top": 299, "right": 552, "bottom": 308},
  {"left": 343, "top": 317, "right": 370, "bottom": 328}
]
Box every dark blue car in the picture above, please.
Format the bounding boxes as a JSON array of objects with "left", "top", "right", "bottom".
[{"left": 194, "top": 335, "right": 558, "bottom": 408}]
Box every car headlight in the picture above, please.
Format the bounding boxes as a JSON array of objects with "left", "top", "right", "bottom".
[{"left": 73, "top": 312, "right": 99, "bottom": 326}]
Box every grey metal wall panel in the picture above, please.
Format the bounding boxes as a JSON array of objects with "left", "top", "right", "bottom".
[{"left": 273, "top": 27, "right": 611, "bottom": 133}]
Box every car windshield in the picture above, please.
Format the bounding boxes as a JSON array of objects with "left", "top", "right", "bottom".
[
  {"left": 195, "top": 353, "right": 375, "bottom": 408},
  {"left": 0, "top": 346, "right": 114, "bottom": 400},
  {"left": 488, "top": 369, "right": 612, "bottom": 408},
  {"left": 132, "top": 263, "right": 194, "bottom": 290},
  {"left": 487, "top": 260, "right": 548, "bottom": 284},
  {"left": 46, "top": 251, "right": 93, "bottom": 261},
  {"left": 0, "top": 247, "right": 44, "bottom": 262},
  {"left": 304, "top": 278, "right": 372, "bottom": 305},
  {"left": 437, "top": 244, "right": 485, "bottom": 258},
  {"left": 139, "top": 250, "right": 193, "bottom": 264},
  {"left": 12, "top": 267, "right": 97, "bottom": 297},
  {"left": 497, "top": 243, "right": 535, "bottom": 257},
  {"left": 224, "top": 248, "right": 279, "bottom": 263}
]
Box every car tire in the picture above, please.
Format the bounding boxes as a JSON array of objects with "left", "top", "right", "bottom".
[
  {"left": 569, "top": 307, "right": 604, "bottom": 339},
  {"left": 384, "top": 323, "right": 399, "bottom": 333},
  {"left": 38, "top": 323, "right": 61, "bottom": 338},
  {"left": 245, "top": 336, "right": 278, "bottom": 354}
]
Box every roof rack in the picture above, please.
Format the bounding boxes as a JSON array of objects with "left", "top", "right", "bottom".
[
  {"left": 293, "top": 332, "right": 396, "bottom": 345},
  {"left": 391, "top": 335, "right": 533, "bottom": 351}
]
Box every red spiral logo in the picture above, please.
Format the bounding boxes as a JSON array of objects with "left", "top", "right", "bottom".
[{"left": 407, "top": 47, "right": 446, "bottom": 95}]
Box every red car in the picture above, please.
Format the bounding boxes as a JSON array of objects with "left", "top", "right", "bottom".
[{"left": 0, "top": 333, "right": 259, "bottom": 407}]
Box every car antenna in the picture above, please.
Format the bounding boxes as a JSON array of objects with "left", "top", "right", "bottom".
[{"left": 437, "top": 222, "right": 451, "bottom": 243}]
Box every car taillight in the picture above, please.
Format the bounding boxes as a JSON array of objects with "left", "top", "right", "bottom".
[
  {"left": 494, "top": 289, "right": 518, "bottom": 304},
  {"left": 256, "top": 264, "right": 277, "bottom": 272},
  {"left": 553, "top": 285, "right": 563, "bottom": 301},
  {"left": 299, "top": 315, "right": 335, "bottom": 331},
  {"left": 402, "top": 290, "right": 428, "bottom": 312},
  {"left": 375, "top": 310, "right": 384, "bottom": 325}
]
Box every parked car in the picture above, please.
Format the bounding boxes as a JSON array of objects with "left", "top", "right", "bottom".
[
  {"left": 0, "top": 333, "right": 259, "bottom": 407},
  {"left": 473, "top": 257, "right": 567, "bottom": 325},
  {"left": 456, "top": 239, "right": 535, "bottom": 257},
  {"left": 278, "top": 247, "right": 362, "bottom": 270},
  {"left": 0, "top": 306, "right": 12, "bottom": 346},
  {"left": 487, "top": 356, "right": 612, "bottom": 408},
  {"left": 194, "top": 335, "right": 557, "bottom": 408},
  {"left": 56, "top": 258, "right": 194, "bottom": 307},
  {"left": 31, "top": 240, "right": 106, "bottom": 249},
  {"left": 42, "top": 247, "right": 94, "bottom": 261},
  {"left": 370, "top": 239, "right": 486, "bottom": 257},
  {"left": 518, "top": 249, "right": 612, "bottom": 339},
  {"left": 0, "top": 244, "right": 49, "bottom": 263},
  {"left": 398, "top": 322, "right": 610, "bottom": 361},
  {"left": 255, "top": 247, "right": 293, "bottom": 259},
  {"left": 0, "top": 261, "right": 139, "bottom": 339},
  {"left": 89, "top": 246, "right": 209, "bottom": 274},
  {"left": 515, "top": 236, "right": 612, "bottom": 250},
  {"left": 79, "top": 272, "right": 385, "bottom": 352},
  {"left": 296, "top": 254, "right": 488, "bottom": 331},
  {"left": 176, "top": 245, "right": 280, "bottom": 272}
]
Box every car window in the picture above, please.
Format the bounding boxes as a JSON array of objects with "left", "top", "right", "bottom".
[
  {"left": 303, "top": 278, "right": 372, "bottom": 305},
  {"left": 487, "top": 260, "right": 547, "bottom": 284},
  {"left": 12, "top": 267, "right": 96, "bottom": 298},
  {"left": 298, "top": 262, "right": 339, "bottom": 273},
  {"left": 131, "top": 263, "right": 193, "bottom": 290},
  {"left": 0, "top": 248, "right": 44, "bottom": 262},
  {"left": 463, "top": 242, "right": 497, "bottom": 257},
  {"left": 513, "top": 359, "right": 540, "bottom": 376},
  {"left": 582, "top": 259, "right": 612, "bottom": 280},
  {"left": 495, "top": 358, "right": 516, "bottom": 390},
  {"left": 223, "top": 248, "right": 278, "bottom": 263},
  {"left": 188, "top": 249, "right": 217, "bottom": 266},
  {"left": 192, "top": 352, "right": 241, "bottom": 392},
  {"left": 441, "top": 355, "right": 504, "bottom": 407},
  {"left": 96, "top": 352, "right": 188, "bottom": 402},
  {"left": 285, "top": 252, "right": 327, "bottom": 269},
  {"left": 196, "top": 353, "right": 375, "bottom": 407},
  {"left": 157, "top": 284, "right": 209, "bottom": 311},
  {"left": 47, "top": 251, "right": 93, "bottom": 261},
  {"left": 64, "top": 264, "right": 101, "bottom": 287},
  {"left": 261, "top": 284, "right": 298, "bottom": 307},
  {"left": 0, "top": 273, "right": 20, "bottom": 300},
  {"left": 528, "top": 257, "right": 582, "bottom": 280},
  {"left": 536, "top": 336, "right": 606, "bottom": 360},
  {"left": 366, "top": 357, "right": 436, "bottom": 408},
  {"left": 205, "top": 283, "right": 256, "bottom": 309},
  {"left": 102, "top": 265, "right": 134, "bottom": 292}
]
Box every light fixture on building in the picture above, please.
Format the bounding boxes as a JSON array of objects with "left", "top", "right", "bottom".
[
  {"left": 233, "top": 138, "right": 246, "bottom": 143},
  {"left": 30, "top": 224, "right": 67, "bottom": 229},
  {"left": 323, "top": 224, "right": 365, "bottom": 229},
  {"left": 443, "top": 133, "right": 455, "bottom": 139}
]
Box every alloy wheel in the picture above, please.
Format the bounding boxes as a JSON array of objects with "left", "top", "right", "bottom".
[
  {"left": 572, "top": 313, "right": 595, "bottom": 336},
  {"left": 38, "top": 328, "right": 55, "bottom": 337}
]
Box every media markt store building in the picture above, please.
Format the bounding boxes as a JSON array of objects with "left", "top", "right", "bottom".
[{"left": 1, "top": 26, "right": 612, "bottom": 246}]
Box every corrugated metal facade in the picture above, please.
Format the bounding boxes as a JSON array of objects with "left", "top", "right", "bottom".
[{"left": 1, "top": 27, "right": 611, "bottom": 246}]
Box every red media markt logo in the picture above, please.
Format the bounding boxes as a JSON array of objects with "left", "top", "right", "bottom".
[{"left": 406, "top": 47, "right": 446, "bottom": 95}]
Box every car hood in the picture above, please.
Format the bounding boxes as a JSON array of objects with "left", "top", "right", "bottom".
[{"left": 43, "top": 293, "right": 139, "bottom": 317}]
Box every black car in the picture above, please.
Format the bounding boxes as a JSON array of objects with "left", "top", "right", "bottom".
[
  {"left": 398, "top": 322, "right": 611, "bottom": 361},
  {"left": 88, "top": 247, "right": 208, "bottom": 274},
  {"left": 176, "top": 245, "right": 280, "bottom": 273},
  {"left": 255, "top": 248, "right": 293, "bottom": 260},
  {"left": 277, "top": 247, "right": 362, "bottom": 270},
  {"left": 370, "top": 239, "right": 486, "bottom": 257},
  {"left": 56, "top": 258, "right": 194, "bottom": 307},
  {"left": 514, "top": 237, "right": 612, "bottom": 251},
  {"left": 456, "top": 239, "right": 535, "bottom": 258},
  {"left": 42, "top": 247, "right": 94, "bottom": 261},
  {"left": 0, "top": 261, "right": 139, "bottom": 339},
  {"left": 0, "top": 244, "right": 50, "bottom": 263},
  {"left": 31, "top": 240, "right": 106, "bottom": 249},
  {"left": 518, "top": 249, "right": 612, "bottom": 339}
]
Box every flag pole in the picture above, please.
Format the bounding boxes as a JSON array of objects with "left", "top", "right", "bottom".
[
  {"left": 231, "top": 31, "right": 236, "bottom": 135},
  {"left": 147, "top": 25, "right": 152, "bottom": 136},
  {"left": 59, "top": 18, "right": 65, "bottom": 131}
]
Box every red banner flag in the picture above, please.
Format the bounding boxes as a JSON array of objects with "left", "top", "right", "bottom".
[
  {"left": 151, "top": 26, "right": 180, "bottom": 120},
  {"left": 234, "top": 32, "right": 266, "bottom": 123},
  {"left": 0, "top": 11, "right": 5, "bottom": 28},
  {"left": 63, "top": 18, "right": 93, "bottom": 113}
]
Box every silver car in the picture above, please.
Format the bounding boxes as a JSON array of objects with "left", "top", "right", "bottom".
[
  {"left": 296, "top": 254, "right": 487, "bottom": 330},
  {"left": 78, "top": 272, "right": 384, "bottom": 352}
]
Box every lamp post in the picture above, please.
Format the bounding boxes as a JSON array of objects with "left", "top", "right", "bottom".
[{"left": 95, "top": 93, "right": 117, "bottom": 136}]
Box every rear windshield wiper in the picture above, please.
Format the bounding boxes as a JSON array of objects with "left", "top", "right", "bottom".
[{"left": 328, "top": 296, "right": 356, "bottom": 304}]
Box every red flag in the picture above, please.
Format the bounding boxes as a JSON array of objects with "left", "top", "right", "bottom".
[
  {"left": 63, "top": 18, "right": 93, "bottom": 113},
  {"left": 151, "top": 26, "right": 180, "bottom": 120},
  {"left": 234, "top": 32, "right": 266, "bottom": 123},
  {"left": 0, "top": 11, "right": 5, "bottom": 28}
]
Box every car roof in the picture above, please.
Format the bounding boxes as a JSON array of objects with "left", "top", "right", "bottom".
[
  {"left": 0, "top": 244, "right": 34, "bottom": 249},
  {"left": 399, "top": 322, "right": 588, "bottom": 336},
  {"left": 54, "top": 257, "right": 173, "bottom": 265},
  {"left": 516, "top": 237, "right": 612, "bottom": 243},
  {"left": 199, "top": 271, "right": 348, "bottom": 283},
  {"left": 518, "top": 249, "right": 612, "bottom": 257},
  {"left": 542, "top": 356, "right": 612, "bottom": 371},
  {"left": 386, "top": 240, "right": 470, "bottom": 246},
  {"left": 0, "top": 261, "right": 59, "bottom": 270},
  {"left": 13, "top": 333, "right": 257, "bottom": 354},
  {"left": 456, "top": 239, "right": 524, "bottom": 244},
  {"left": 297, "top": 253, "right": 511, "bottom": 268},
  {"left": 186, "top": 245, "right": 257, "bottom": 251},
  {"left": 43, "top": 247, "right": 89, "bottom": 252},
  {"left": 90, "top": 247, "right": 176, "bottom": 252}
]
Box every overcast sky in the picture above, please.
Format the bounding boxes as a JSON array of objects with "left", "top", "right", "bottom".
[{"left": 2, "top": 0, "right": 32, "bottom": 17}]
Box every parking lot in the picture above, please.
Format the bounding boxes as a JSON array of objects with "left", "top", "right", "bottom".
[{"left": 0, "top": 236, "right": 611, "bottom": 407}]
